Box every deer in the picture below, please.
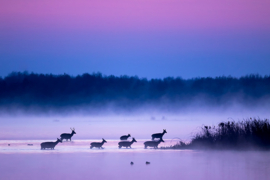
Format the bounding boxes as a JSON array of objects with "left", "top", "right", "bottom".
[
  {"left": 90, "top": 138, "right": 107, "bottom": 149},
  {"left": 118, "top": 138, "right": 137, "bottom": 148},
  {"left": 60, "top": 128, "right": 76, "bottom": 141},
  {"left": 41, "top": 138, "right": 62, "bottom": 150},
  {"left": 151, "top": 129, "right": 167, "bottom": 140},
  {"left": 120, "top": 134, "right": 131, "bottom": 140},
  {"left": 144, "top": 138, "right": 164, "bottom": 149}
]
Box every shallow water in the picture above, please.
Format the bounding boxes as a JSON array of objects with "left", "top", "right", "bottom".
[
  {"left": 1, "top": 140, "right": 270, "bottom": 180},
  {"left": 0, "top": 139, "right": 180, "bottom": 153}
]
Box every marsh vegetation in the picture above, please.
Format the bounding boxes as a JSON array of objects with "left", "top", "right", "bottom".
[{"left": 163, "top": 118, "right": 270, "bottom": 150}]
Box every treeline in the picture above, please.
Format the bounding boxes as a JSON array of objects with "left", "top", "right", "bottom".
[{"left": 0, "top": 72, "right": 270, "bottom": 108}]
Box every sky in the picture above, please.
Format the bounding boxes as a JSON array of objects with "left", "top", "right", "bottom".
[{"left": 0, "top": 0, "right": 270, "bottom": 79}]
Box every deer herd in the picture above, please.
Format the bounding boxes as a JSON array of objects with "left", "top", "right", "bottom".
[{"left": 40, "top": 128, "right": 167, "bottom": 150}]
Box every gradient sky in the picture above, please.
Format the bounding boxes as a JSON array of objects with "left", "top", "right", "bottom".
[{"left": 0, "top": 0, "right": 270, "bottom": 78}]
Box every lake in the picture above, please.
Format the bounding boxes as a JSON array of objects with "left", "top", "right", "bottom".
[{"left": 1, "top": 140, "right": 270, "bottom": 180}]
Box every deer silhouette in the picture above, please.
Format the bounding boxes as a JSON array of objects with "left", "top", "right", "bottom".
[
  {"left": 151, "top": 129, "right": 167, "bottom": 140},
  {"left": 60, "top": 128, "right": 76, "bottom": 141},
  {"left": 118, "top": 138, "right": 137, "bottom": 148},
  {"left": 90, "top": 138, "right": 107, "bottom": 149},
  {"left": 41, "top": 138, "right": 62, "bottom": 150},
  {"left": 120, "top": 134, "right": 131, "bottom": 140},
  {"left": 144, "top": 138, "right": 164, "bottom": 149}
]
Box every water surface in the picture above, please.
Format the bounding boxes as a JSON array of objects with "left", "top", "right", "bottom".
[{"left": 1, "top": 140, "right": 269, "bottom": 180}]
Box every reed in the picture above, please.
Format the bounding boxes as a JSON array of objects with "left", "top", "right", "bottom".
[{"left": 165, "top": 118, "right": 270, "bottom": 150}]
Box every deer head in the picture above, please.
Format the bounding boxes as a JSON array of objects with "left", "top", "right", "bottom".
[
  {"left": 70, "top": 128, "right": 76, "bottom": 134},
  {"left": 163, "top": 129, "right": 167, "bottom": 134},
  {"left": 132, "top": 138, "right": 137, "bottom": 142},
  {"left": 102, "top": 138, "right": 107, "bottom": 143}
]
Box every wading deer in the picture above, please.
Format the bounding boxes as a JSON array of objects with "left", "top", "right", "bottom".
[
  {"left": 41, "top": 138, "right": 62, "bottom": 150},
  {"left": 60, "top": 128, "right": 76, "bottom": 141},
  {"left": 90, "top": 138, "right": 107, "bottom": 149},
  {"left": 118, "top": 138, "right": 137, "bottom": 148},
  {"left": 120, "top": 134, "right": 131, "bottom": 140},
  {"left": 151, "top": 129, "right": 167, "bottom": 140},
  {"left": 144, "top": 138, "right": 164, "bottom": 149}
]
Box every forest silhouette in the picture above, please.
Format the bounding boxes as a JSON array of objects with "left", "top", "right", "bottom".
[{"left": 0, "top": 72, "right": 269, "bottom": 110}]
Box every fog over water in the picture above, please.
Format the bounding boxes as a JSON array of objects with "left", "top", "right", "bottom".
[
  {"left": 1, "top": 104, "right": 270, "bottom": 141},
  {"left": 1, "top": 73, "right": 270, "bottom": 140}
]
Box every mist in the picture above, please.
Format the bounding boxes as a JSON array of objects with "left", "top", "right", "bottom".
[
  {"left": 1, "top": 72, "right": 270, "bottom": 141},
  {"left": 1, "top": 105, "right": 270, "bottom": 141}
]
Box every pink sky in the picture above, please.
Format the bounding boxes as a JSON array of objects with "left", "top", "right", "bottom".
[{"left": 1, "top": 0, "right": 270, "bottom": 32}]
